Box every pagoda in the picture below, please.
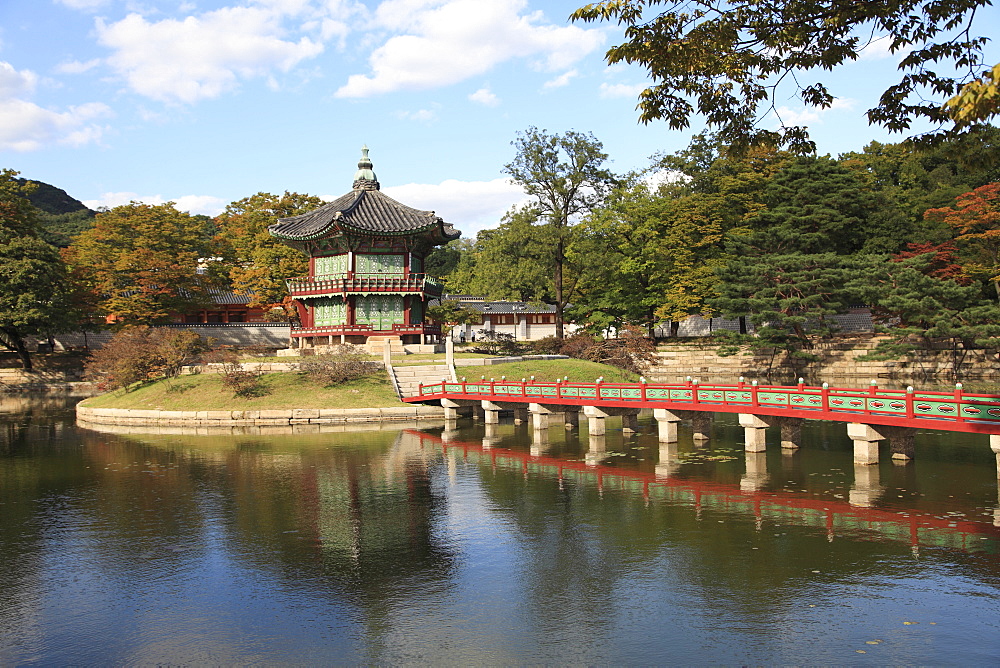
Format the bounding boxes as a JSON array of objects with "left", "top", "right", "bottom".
[{"left": 269, "top": 146, "right": 460, "bottom": 349}]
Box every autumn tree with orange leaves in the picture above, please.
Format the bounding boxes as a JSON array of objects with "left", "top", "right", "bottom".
[{"left": 925, "top": 183, "right": 1000, "bottom": 301}]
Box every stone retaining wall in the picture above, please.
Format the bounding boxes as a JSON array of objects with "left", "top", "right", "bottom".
[
  {"left": 648, "top": 335, "right": 1000, "bottom": 383},
  {"left": 76, "top": 403, "right": 444, "bottom": 427}
]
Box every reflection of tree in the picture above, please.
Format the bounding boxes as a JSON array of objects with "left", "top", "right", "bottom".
[{"left": 116, "top": 430, "right": 458, "bottom": 649}]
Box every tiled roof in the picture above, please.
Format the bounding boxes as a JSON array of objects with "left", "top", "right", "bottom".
[
  {"left": 269, "top": 188, "right": 460, "bottom": 241},
  {"left": 432, "top": 297, "right": 556, "bottom": 314}
]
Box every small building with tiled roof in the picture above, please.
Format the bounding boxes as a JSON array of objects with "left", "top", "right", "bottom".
[
  {"left": 433, "top": 295, "right": 572, "bottom": 342},
  {"left": 269, "top": 147, "right": 460, "bottom": 348}
]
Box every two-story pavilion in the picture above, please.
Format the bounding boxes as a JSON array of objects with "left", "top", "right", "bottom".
[{"left": 268, "top": 147, "right": 460, "bottom": 348}]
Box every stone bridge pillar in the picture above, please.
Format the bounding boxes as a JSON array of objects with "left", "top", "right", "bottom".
[
  {"left": 991, "top": 435, "right": 1000, "bottom": 478},
  {"left": 847, "top": 423, "right": 884, "bottom": 465},
  {"left": 513, "top": 406, "right": 529, "bottom": 424},
  {"left": 653, "top": 409, "right": 681, "bottom": 443},
  {"left": 738, "top": 414, "right": 772, "bottom": 452},
  {"left": 481, "top": 400, "right": 503, "bottom": 424},
  {"left": 779, "top": 418, "right": 803, "bottom": 450},
  {"left": 528, "top": 403, "right": 553, "bottom": 430},
  {"left": 583, "top": 405, "right": 608, "bottom": 436}
]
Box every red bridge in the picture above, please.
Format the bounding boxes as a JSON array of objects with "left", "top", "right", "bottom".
[{"left": 404, "top": 378, "right": 1000, "bottom": 467}]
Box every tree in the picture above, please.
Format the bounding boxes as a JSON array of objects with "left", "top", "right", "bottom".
[
  {"left": 67, "top": 202, "right": 220, "bottom": 325},
  {"left": 947, "top": 63, "right": 1000, "bottom": 127},
  {"left": 924, "top": 182, "right": 1000, "bottom": 301},
  {"left": 740, "top": 156, "right": 875, "bottom": 256},
  {"left": 571, "top": 0, "right": 997, "bottom": 151},
  {"left": 447, "top": 206, "right": 557, "bottom": 303},
  {"left": 84, "top": 326, "right": 206, "bottom": 392},
  {"left": 711, "top": 253, "right": 865, "bottom": 373},
  {"left": 503, "top": 128, "right": 615, "bottom": 338},
  {"left": 855, "top": 252, "right": 1000, "bottom": 377},
  {"left": 0, "top": 170, "right": 81, "bottom": 370},
  {"left": 426, "top": 299, "right": 480, "bottom": 335},
  {"left": 214, "top": 192, "right": 321, "bottom": 313}
]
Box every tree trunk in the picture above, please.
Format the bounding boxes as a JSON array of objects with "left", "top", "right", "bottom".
[
  {"left": 554, "top": 234, "right": 565, "bottom": 339},
  {"left": 670, "top": 321, "right": 680, "bottom": 338},
  {"left": 0, "top": 328, "right": 33, "bottom": 371}
]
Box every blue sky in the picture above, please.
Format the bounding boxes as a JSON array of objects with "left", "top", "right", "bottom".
[{"left": 1, "top": 0, "right": 997, "bottom": 237}]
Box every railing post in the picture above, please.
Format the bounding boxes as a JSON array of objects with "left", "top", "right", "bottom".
[
  {"left": 738, "top": 376, "right": 745, "bottom": 389},
  {"left": 954, "top": 382, "right": 964, "bottom": 422},
  {"left": 751, "top": 380, "right": 759, "bottom": 409},
  {"left": 821, "top": 382, "right": 829, "bottom": 412},
  {"left": 798, "top": 377, "right": 805, "bottom": 391},
  {"left": 692, "top": 378, "right": 700, "bottom": 406},
  {"left": 905, "top": 385, "right": 914, "bottom": 419},
  {"left": 640, "top": 376, "right": 647, "bottom": 403}
]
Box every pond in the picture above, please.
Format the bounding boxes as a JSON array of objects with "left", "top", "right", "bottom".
[{"left": 2, "top": 396, "right": 999, "bottom": 664}]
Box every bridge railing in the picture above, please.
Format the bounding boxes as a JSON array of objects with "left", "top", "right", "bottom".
[{"left": 413, "top": 378, "right": 1000, "bottom": 428}]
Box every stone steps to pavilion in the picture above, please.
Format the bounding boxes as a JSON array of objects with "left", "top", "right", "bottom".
[{"left": 394, "top": 364, "right": 452, "bottom": 397}]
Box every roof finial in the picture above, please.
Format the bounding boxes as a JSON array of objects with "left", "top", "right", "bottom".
[{"left": 353, "top": 144, "right": 380, "bottom": 190}]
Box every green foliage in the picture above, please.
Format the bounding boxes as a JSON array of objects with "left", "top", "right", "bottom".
[
  {"left": 469, "top": 330, "right": 525, "bottom": 357},
  {"left": 448, "top": 206, "right": 556, "bottom": 302},
  {"left": 85, "top": 326, "right": 207, "bottom": 392},
  {"left": 300, "top": 345, "right": 382, "bottom": 386},
  {"left": 426, "top": 299, "right": 479, "bottom": 333},
  {"left": 712, "top": 253, "right": 866, "bottom": 369},
  {"left": 503, "top": 127, "right": 616, "bottom": 338},
  {"left": 740, "top": 156, "right": 875, "bottom": 256},
  {"left": 67, "top": 201, "right": 222, "bottom": 325},
  {"left": 214, "top": 191, "right": 320, "bottom": 310},
  {"left": 854, "top": 253, "right": 1000, "bottom": 376},
  {"left": 0, "top": 170, "right": 82, "bottom": 370},
  {"left": 572, "top": 0, "right": 996, "bottom": 151}
]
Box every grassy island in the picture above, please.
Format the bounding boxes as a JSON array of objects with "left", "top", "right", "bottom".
[{"left": 78, "top": 358, "right": 637, "bottom": 412}]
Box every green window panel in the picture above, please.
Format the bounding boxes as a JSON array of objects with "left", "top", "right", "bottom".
[
  {"left": 314, "top": 254, "right": 348, "bottom": 276},
  {"left": 313, "top": 297, "right": 346, "bottom": 326},
  {"left": 410, "top": 299, "right": 423, "bottom": 324},
  {"left": 357, "top": 253, "right": 405, "bottom": 275}
]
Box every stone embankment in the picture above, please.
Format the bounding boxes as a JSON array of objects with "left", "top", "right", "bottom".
[
  {"left": 0, "top": 369, "right": 97, "bottom": 395},
  {"left": 76, "top": 404, "right": 444, "bottom": 428},
  {"left": 647, "top": 334, "right": 1000, "bottom": 383}
]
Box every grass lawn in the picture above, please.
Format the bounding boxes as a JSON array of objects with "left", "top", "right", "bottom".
[
  {"left": 458, "top": 359, "right": 638, "bottom": 384},
  {"left": 80, "top": 372, "right": 401, "bottom": 411},
  {"left": 80, "top": 358, "right": 637, "bottom": 411}
]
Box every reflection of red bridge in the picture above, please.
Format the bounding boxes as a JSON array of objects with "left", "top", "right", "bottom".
[
  {"left": 406, "top": 430, "right": 1000, "bottom": 554},
  {"left": 406, "top": 378, "right": 1000, "bottom": 435}
]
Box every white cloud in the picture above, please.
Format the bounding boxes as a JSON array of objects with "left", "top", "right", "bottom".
[
  {"left": 95, "top": 6, "right": 326, "bottom": 104},
  {"left": 395, "top": 107, "right": 438, "bottom": 121},
  {"left": 599, "top": 81, "right": 646, "bottom": 99},
  {"left": 773, "top": 97, "right": 856, "bottom": 126},
  {"left": 0, "top": 61, "right": 111, "bottom": 151},
  {"left": 468, "top": 87, "right": 500, "bottom": 107},
  {"left": 55, "top": 59, "right": 102, "bottom": 75},
  {"left": 83, "top": 192, "right": 227, "bottom": 216},
  {"left": 0, "top": 62, "right": 37, "bottom": 98},
  {"left": 543, "top": 69, "right": 577, "bottom": 89},
  {"left": 55, "top": 0, "right": 110, "bottom": 10},
  {"left": 383, "top": 177, "right": 529, "bottom": 237},
  {"left": 335, "top": 0, "right": 604, "bottom": 98}
]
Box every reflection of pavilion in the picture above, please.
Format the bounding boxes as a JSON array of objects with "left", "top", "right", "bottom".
[{"left": 407, "top": 429, "right": 1000, "bottom": 553}]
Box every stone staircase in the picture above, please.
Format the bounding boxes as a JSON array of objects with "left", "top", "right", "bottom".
[
  {"left": 365, "top": 335, "right": 406, "bottom": 355},
  {"left": 393, "top": 364, "right": 453, "bottom": 398}
]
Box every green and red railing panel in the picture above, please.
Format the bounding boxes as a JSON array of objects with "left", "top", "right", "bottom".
[{"left": 405, "top": 377, "right": 1000, "bottom": 435}]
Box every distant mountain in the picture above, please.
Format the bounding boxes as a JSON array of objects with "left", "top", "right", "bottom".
[
  {"left": 17, "top": 178, "right": 93, "bottom": 215},
  {"left": 17, "top": 178, "right": 97, "bottom": 247}
]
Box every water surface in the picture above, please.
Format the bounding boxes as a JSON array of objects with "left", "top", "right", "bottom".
[{"left": 2, "top": 396, "right": 999, "bottom": 664}]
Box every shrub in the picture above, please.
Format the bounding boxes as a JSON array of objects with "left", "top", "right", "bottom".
[
  {"left": 530, "top": 336, "right": 563, "bottom": 355},
  {"left": 212, "top": 349, "right": 268, "bottom": 398},
  {"left": 300, "top": 345, "right": 380, "bottom": 386},
  {"left": 85, "top": 326, "right": 206, "bottom": 393},
  {"left": 558, "top": 333, "right": 598, "bottom": 359},
  {"left": 470, "top": 330, "right": 525, "bottom": 356},
  {"left": 581, "top": 327, "right": 657, "bottom": 375}
]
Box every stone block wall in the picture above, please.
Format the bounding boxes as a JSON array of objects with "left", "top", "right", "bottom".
[{"left": 646, "top": 334, "right": 1000, "bottom": 383}]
